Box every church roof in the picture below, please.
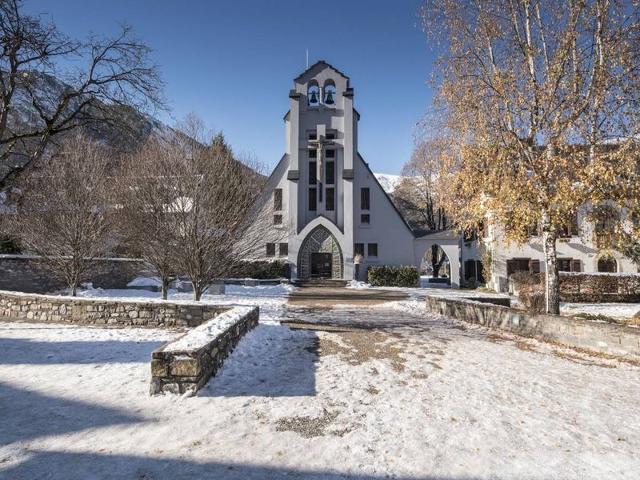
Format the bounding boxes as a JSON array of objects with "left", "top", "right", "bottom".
[{"left": 293, "top": 60, "right": 350, "bottom": 83}]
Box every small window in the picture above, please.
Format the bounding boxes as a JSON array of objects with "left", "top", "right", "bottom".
[
  {"left": 361, "top": 188, "right": 370, "bottom": 210},
  {"left": 558, "top": 258, "right": 572, "bottom": 272},
  {"left": 309, "top": 148, "right": 317, "bottom": 158},
  {"left": 325, "top": 149, "right": 335, "bottom": 158},
  {"left": 361, "top": 214, "right": 370, "bottom": 225},
  {"left": 326, "top": 188, "right": 335, "bottom": 211},
  {"left": 308, "top": 132, "right": 317, "bottom": 141},
  {"left": 266, "top": 243, "right": 276, "bottom": 257},
  {"left": 354, "top": 243, "right": 365, "bottom": 256},
  {"left": 273, "top": 214, "right": 282, "bottom": 225},
  {"left": 325, "top": 161, "right": 335, "bottom": 184},
  {"left": 273, "top": 189, "right": 282, "bottom": 211},
  {"left": 309, "top": 188, "right": 317, "bottom": 211},
  {"left": 326, "top": 132, "right": 335, "bottom": 140},
  {"left": 279, "top": 243, "right": 288, "bottom": 256},
  {"left": 309, "top": 162, "right": 317, "bottom": 184},
  {"left": 368, "top": 243, "right": 378, "bottom": 257}
]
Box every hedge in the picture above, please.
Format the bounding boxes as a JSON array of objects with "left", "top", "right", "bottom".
[
  {"left": 509, "top": 271, "right": 640, "bottom": 303},
  {"left": 233, "top": 260, "right": 288, "bottom": 279},
  {"left": 368, "top": 265, "right": 419, "bottom": 288}
]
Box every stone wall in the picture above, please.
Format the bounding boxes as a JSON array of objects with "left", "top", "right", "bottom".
[
  {"left": 0, "top": 255, "right": 145, "bottom": 294},
  {"left": 425, "top": 295, "right": 640, "bottom": 358},
  {"left": 0, "top": 290, "right": 227, "bottom": 327},
  {"left": 150, "top": 306, "right": 259, "bottom": 395}
]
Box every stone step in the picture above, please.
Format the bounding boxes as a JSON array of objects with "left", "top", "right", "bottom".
[{"left": 293, "top": 279, "right": 349, "bottom": 288}]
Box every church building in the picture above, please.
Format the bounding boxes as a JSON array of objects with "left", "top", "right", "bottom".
[{"left": 251, "top": 61, "right": 464, "bottom": 286}]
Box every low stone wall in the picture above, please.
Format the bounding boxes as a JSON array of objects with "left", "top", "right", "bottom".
[
  {"left": 426, "top": 295, "right": 640, "bottom": 358},
  {"left": 0, "top": 290, "right": 227, "bottom": 327},
  {"left": 0, "top": 255, "right": 145, "bottom": 293},
  {"left": 150, "top": 306, "right": 259, "bottom": 395}
]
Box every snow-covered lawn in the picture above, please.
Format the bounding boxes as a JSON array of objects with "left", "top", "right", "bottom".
[
  {"left": 561, "top": 302, "right": 640, "bottom": 321},
  {"left": 1, "top": 292, "right": 639, "bottom": 479}
]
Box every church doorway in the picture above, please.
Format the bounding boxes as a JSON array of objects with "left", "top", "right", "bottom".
[
  {"left": 297, "top": 225, "right": 343, "bottom": 280},
  {"left": 311, "top": 253, "right": 332, "bottom": 278}
]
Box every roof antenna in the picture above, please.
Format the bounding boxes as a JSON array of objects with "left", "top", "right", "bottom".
[{"left": 306, "top": 49, "right": 309, "bottom": 69}]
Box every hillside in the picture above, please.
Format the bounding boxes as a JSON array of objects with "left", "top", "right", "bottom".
[{"left": 0, "top": 71, "right": 171, "bottom": 186}]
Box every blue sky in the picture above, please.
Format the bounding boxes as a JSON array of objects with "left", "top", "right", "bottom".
[{"left": 23, "top": 0, "right": 436, "bottom": 174}]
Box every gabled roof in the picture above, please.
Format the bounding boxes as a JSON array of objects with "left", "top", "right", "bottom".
[{"left": 294, "top": 60, "right": 350, "bottom": 83}]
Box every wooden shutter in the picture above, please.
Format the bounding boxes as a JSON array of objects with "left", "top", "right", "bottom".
[{"left": 570, "top": 259, "right": 581, "bottom": 272}]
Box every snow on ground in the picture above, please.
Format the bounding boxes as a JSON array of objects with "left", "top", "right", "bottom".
[
  {"left": 561, "top": 302, "right": 640, "bottom": 321},
  {"left": 1, "top": 288, "right": 639, "bottom": 479},
  {"left": 77, "top": 283, "right": 294, "bottom": 323}
]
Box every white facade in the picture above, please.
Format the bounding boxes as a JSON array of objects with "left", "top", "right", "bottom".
[
  {"left": 252, "top": 61, "right": 464, "bottom": 286},
  {"left": 485, "top": 211, "right": 638, "bottom": 292}
]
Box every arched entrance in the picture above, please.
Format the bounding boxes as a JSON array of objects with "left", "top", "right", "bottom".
[
  {"left": 297, "top": 225, "right": 344, "bottom": 280},
  {"left": 420, "top": 244, "right": 451, "bottom": 286}
]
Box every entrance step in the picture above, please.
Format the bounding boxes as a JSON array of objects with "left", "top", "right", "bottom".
[{"left": 293, "top": 279, "right": 348, "bottom": 288}]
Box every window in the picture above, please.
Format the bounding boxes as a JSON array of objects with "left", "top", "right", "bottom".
[
  {"left": 273, "top": 189, "right": 282, "bottom": 211},
  {"left": 361, "top": 188, "right": 370, "bottom": 210},
  {"left": 361, "top": 214, "right": 370, "bottom": 225},
  {"left": 308, "top": 132, "right": 318, "bottom": 141},
  {"left": 326, "top": 132, "right": 335, "bottom": 140},
  {"left": 597, "top": 255, "right": 617, "bottom": 273},
  {"left": 307, "top": 83, "right": 319, "bottom": 107},
  {"left": 326, "top": 188, "right": 335, "bottom": 211},
  {"left": 506, "top": 258, "right": 540, "bottom": 276},
  {"left": 557, "top": 258, "right": 572, "bottom": 272},
  {"left": 559, "top": 212, "right": 579, "bottom": 238},
  {"left": 309, "top": 162, "right": 317, "bottom": 184},
  {"left": 309, "top": 148, "right": 317, "bottom": 158},
  {"left": 325, "top": 161, "right": 335, "bottom": 184},
  {"left": 323, "top": 81, "right": 336, "bottom": 105},
  {"left": 368, "top": 243, "right": 378, "bottom": 257},
  {"left": 325, "top": 149, "right": 335, "bottom": 158},
  {"left": 273, "top": 214, "right": 282, "bottom": 225},
  {"left": 279, "top": 243, "right": 288, "bottom": 256},
  {"left": 354, "top": 243, "right": 365, "bottom": 256},
  {"left": 266, "top": 243, "right": 276, "bottom": 257},
  {"left": 308, "top": 188, "right": 317, "bottom": 211}
]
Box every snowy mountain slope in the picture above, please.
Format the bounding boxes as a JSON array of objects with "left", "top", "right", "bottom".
[{"left": 373, "top": 173, "right": 404, "bottom": 194}]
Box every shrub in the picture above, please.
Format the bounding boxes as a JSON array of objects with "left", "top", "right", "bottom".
[
  {"left": 368, "top": 265, "right": 419, "bottom": 288},
  {"left": 519, "top": 285, "right": 545, "bottom": 313},
  {"left": 234, "top": 260, "right": 288, "bottom": 279},
  {"left": 509, "top": 271, "right": 542, "bottom": 288},
  {"left": 0, "top": 235, "right": 20, "bottom": 254}
]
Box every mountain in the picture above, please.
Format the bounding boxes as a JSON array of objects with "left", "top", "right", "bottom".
[
  {"left": 0, "top": 71, "right": 171, "bottom": 186},
  {"left": 374, "top": 173, "right": 404, "bottom": 194}
]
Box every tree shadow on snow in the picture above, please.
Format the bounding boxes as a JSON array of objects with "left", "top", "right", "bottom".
[
  {"left": 198, "top": 324, "right": 318, "bottom": 398},
  {"left": 0, "top": 381, "right": 145, "bottom": 447},
  {"left": 0, "top": 338, "right": 165, "bottom": 365},
  {"left": 1, "top": 450, "right": 487, "bottom": 480}
]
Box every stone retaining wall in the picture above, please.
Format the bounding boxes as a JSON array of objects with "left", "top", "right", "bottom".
[
  {"left": 0, "top": 255, "right": 145, "bottom": 293},
  {"left": 0, "top": 290, "right": 227, "bottom": 327},
  {"left": 150, "top": 306, "right": 259, "bottom": 395},
  {"left": 426, "top": 296, "right": 640, "bottom": 358}
]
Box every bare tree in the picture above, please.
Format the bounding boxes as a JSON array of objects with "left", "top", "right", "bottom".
[
  {"left": 0, "top": 0, "right": 163, "bottom": 189},
  {"left": 118, "top": 116, "right": 269, "bottom": 301},
  {"left": 395, "top": 139, "right": 449, "bottom": 276},
  {"left": 117, "top": 140, "right": 182, "bottom": 299},
  {"left": 421, "top": 0, "right": 640, "bottom": 313},
  {"left": 8, "top": 133, "right": 114, "bottom": 295}
]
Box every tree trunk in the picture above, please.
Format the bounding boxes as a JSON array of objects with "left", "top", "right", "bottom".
[
  {"left": 161, "top": 277, "right": 169, "bottom": 300},
  {"left": 193, "top": 283, "right": 203, "bottom": 301},
  {"left": 69, "top": 282, "right": 77, "bottom": 297},
  {"left": 542, "top": 224, "right": 560, "bottom": 315}
]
